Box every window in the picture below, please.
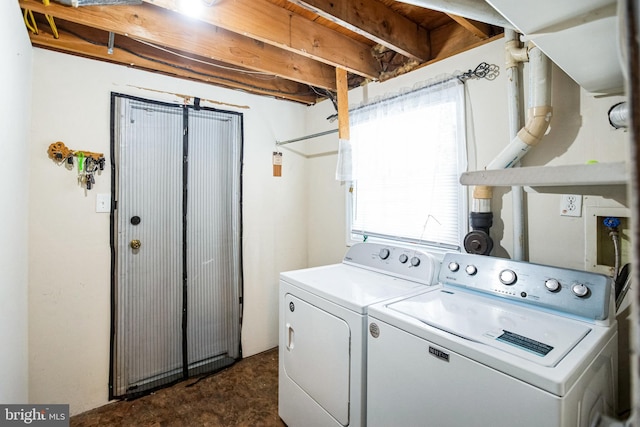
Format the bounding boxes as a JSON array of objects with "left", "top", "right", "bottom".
[{"left": 346, "top": 78, "right": 467, "bottom": 252}]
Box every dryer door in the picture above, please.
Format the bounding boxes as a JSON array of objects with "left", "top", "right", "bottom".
[{"left": 283, "top": 293, "right": 351, "bottom": 426}]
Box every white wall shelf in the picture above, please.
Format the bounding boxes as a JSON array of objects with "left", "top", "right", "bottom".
[{"left": 460, "top": 162, "right": 628, "bottom": 187}]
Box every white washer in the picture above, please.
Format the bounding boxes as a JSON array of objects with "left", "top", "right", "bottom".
[
  {"left": 279, "top": 243, "right": 441, "bottom": 427},
  {"left": 367, "top": 252, "right": 618, "bottom": 427}
]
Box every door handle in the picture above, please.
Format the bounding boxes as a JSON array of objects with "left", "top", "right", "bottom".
[
  {"left": 286, "top": 323, "right": 294, "bottom": 351},
  {"left": 130, "top": 239, "right": 142, "bottom": 249}
]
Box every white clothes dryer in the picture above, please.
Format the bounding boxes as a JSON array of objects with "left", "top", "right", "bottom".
[
  {"left": 278, "top": 243, "right": 441, "bottom": 427},
  {"left": 367, "top": 252, "right": 618, "bottom": 427}
]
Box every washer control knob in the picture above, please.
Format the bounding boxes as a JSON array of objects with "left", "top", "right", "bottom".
[
  {"left": 572, "top": 283, "right": 589, "bottom": 298},
  {"left": 379, "top": 248, "right": 390, "bottom": 260},
  {"left": 448, "top": 262, "right": 460, "bottom": 272},
  {"left": 499, "top": 269, "right": 517, "bottom": 285},
  {"left": 545, "top": 279, "right": 561, "bottom": 293},
  {"left": 465, "top": 265, "right": 478, "bottom": 276},
  {"left": 399, "top": 254, "right": 409, "bottom": 264},
  {"left": 410, "top": 257, "right": 421, "bottom": 267}
]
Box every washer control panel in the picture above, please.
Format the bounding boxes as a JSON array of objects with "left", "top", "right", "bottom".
[
  {"left": 440, "top": 252, "right": 613, "bottom": 322},
  {"left": 343, "top": 242, "right": 439, "bottom": 285}
]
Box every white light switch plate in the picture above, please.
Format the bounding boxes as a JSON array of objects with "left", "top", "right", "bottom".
[{"left": 96, "top": 193, "right": 111, "bottom": 213}]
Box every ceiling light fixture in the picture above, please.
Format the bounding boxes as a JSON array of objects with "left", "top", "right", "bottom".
[
  {"left": 178, "top": 0, "right": 220, "bottom": 17},
  {"left": 179, "top": 0, "right": 204, "bottom": 17}
]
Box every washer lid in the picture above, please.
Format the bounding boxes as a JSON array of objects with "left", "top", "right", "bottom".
[
  {"left": 281, "top": 264, "right": 430, "bottom": 314},
  {"left": 388, "top": 288, "right": 591, "bottom": 367}
]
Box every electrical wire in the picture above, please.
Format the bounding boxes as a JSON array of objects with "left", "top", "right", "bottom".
[
  {"left": 133, "top": 38, "right": 276, "bottom": 77},
  {"left": 23, "top": 9, "right": 38, "bottom": 34},
  {"left": 45, "top": 14, "right": 59, "bottom": 39},
  {"left": 316, "top": 87, "right": 337, "bottom": 109}
]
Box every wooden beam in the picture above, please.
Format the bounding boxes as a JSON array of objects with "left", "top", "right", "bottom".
[
  {"left": 289, "top": 0, "right": 430, "bottom": 62},
  {"left": 27, "top": 24, "right": 318, "bottom": 104},
  {"left": 446, "top": 14, "right": 493, "bottom": 39},
  {"left": 378, "top": 26, "right": 503, "bottom": 81},
  {"left": 142, "top": 0, "right": 380, "bottom": 79},
  {"left": 19, "top": 0, "right": 337, "bottom": 91},
  {"left": 430, "top": 22, "right": 501, "bottom": 63},
  {"left": 336, "top": 67, "right": 349, "bottom": 140}
]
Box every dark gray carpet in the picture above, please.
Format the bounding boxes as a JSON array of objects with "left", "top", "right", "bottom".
[{"left": 70, "top": 348, "right": 285, "bottom": 427}]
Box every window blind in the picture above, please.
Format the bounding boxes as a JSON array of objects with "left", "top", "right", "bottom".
[{"left": 349, "top": 78, "right": 467, "bottom": 251}]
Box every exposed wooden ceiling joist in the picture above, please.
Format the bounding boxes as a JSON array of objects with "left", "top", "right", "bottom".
[
  {"left": 446, "top": 14, "right": 493, "bottom": 39},
  {"left": 17, "top": 0, "right": 504, "bottom": 104},
  {"left": 142, "top": 0, "right": 381, "bottom": 80},
  {"left": 19, "top": 0, "right": 338, "bottom": 91},
  {"left": 288, "top": 0, "right": 430, "bottom": 62},
  {"left": 380, "top": 20, "right": 501, "bottom": 80},
  {"left": 27, "top": 18, "right": 319, "bottom": 104},
  {"left": 430, "top": 20, "right": 496, "bottom": 61}
]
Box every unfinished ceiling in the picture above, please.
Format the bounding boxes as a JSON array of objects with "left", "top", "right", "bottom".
[{"left": 18, "top": 0, "right": 504, "bottom": 104}]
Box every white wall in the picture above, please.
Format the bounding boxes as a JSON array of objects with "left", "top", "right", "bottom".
[
  {"left": 302, "top": 105, "right": 349, "bottom": 266},
  {"left": 304, "top": 38, "right": 628, "bottom": 269},
  {"left": 0, "top": 0, "right": 32, "bottom": 404},
  {"left": 21, "top": 28, "right": 631, "bottom": 417},
  {"left": 28, "top": 49, "right": 308, "bottom": 414}
]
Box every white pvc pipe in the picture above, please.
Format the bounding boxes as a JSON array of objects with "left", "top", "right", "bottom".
[
  {"left": 393, "top": 0, "right": 513, "bottom": 28},
  {"left": 529, "top": 46, "right": 552, "bottom": 112},
  {"left": 505, "top": 31, "right": 524, "bottom": 136},
  {"left": 486, "top": 46, "right": 552, "bottom": 170},
  {"left": 485, "top": 137, "right": 530, "bottom": 169},
  {"left": 470, "top": 43, "right": 552, "bottom": 258},
  {"left": 471, "top": 31, "right": 526, "bottom": 216},
  {"left": 512, "top": 187, "right": 525, "bottom": 259},
  {"left": 505, "top": 29, "right": 526, "bottom": 261}
]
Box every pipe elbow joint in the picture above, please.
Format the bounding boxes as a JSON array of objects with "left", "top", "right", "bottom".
[{"left": 519, "top": 106, "right": 553, "bottom": 146}]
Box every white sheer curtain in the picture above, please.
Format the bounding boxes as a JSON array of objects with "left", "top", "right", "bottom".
[{"left": 345, "top": 77, "right": 467, "bottom": 249}]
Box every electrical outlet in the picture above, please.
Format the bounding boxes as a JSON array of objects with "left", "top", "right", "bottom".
[
  {"left": 96, "top": 193, "right": 111, "bottom": 213},
  {"left": 560, "top": 194, "right": 582, "bottom": 217}
]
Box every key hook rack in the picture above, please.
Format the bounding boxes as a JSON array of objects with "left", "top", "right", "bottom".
[{"left": 48, "top": 141, "right": 105, "bottom": 190}]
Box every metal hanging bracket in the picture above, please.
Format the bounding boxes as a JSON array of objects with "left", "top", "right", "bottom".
[{"left": 47, "top": 141, "right": 105, "bottom": 190}]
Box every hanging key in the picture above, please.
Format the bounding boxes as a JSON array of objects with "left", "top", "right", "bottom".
[{"left": 86, "top": 173, "right": 95, "bottom": 190}]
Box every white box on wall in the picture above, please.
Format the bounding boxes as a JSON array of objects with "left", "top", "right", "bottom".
[{"left": 584, "top": 197, "right": 630, "bottom": 276}]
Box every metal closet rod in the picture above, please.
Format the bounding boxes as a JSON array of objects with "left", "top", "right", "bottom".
[{"left": 276, "top": 128, "right": 338, "bottom": 145}]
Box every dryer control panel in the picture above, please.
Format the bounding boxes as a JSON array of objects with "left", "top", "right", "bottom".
[
  {"left": 343, "top": 243, "right": 440, "bottom": 286},
  {"left": 439, "top": 253, "right": 613, "bottom": 324}
]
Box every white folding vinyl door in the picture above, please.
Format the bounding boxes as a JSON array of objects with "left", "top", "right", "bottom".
[{"left": 110, "top": 94, "right": 242, "bottom": 399}]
